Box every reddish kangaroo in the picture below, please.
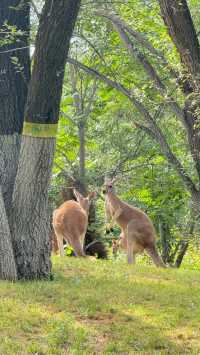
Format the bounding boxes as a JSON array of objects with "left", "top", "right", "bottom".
[
  {"left": 52, "top": 189, "right": 96, "bottom": 257},
  {"left": 103, "top": 179, "right": 165, "bottom": 267}
]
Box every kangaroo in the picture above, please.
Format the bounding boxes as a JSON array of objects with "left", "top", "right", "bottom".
[
  {"left": 103, "top": 179, "right": 165, "bottom": 267},
  {"left": 52, "top": 189, "right": 96, "bottom": 257}
]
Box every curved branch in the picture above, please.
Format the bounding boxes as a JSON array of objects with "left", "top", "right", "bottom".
[
  {"left": 95, "top": 10, "right": 179, "bottom": 79},
  {"left": 67, "top": 57, "right": 133, "bottom": 99},
  {"left": 95, "top": 10, "right": 185, "bottom": 126},
  {"left": 67, "top": 57, "right": 197, "bottom": 193}
]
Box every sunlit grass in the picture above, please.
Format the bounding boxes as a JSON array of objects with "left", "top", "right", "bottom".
[{"left": 0, "top": 256, "right": 200, "bottom": 354}]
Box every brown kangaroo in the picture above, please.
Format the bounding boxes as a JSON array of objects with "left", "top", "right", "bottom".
[
  {"left": 103, "top": 179, "right": 166, "bottom": 267},
  {"left": 52, "top": 189, "right": 96, "bottom": 257}
]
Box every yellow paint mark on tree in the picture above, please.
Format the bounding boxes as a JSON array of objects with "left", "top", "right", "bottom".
[{"left": 22, "top": 122, "right": 58, "bottom": 138}]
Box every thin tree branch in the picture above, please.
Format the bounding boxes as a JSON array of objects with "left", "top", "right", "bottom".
[
  {"left": 56, "top": 146, "right": 74, "bottom": 164},
  {"left": 60, "top": 110, "right": 75, "bottom": 124},
  {"left": 96, "top": 11, "right": 186, "bottom": 126},
  {"left": 67, "top": 57, "right": 133, "bottom": 99},
  {"left": 54, "top": 162, "right": 76, "bottom": 181},
  {"left": 136, "top": 121, "right": 197, "bottom": 193},
  {"left": 84, "top": 80, "right": 98, "bottom": 116},
  {"left": 0, "top": 46, "right": 29, "bottom": 55}
]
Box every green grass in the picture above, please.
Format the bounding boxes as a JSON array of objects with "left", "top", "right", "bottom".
[{"left": 0, "top": 257, "right": 200, "bottom": 354}]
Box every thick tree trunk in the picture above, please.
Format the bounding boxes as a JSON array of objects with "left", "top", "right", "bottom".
[
  {"left": 0, "top": 188, "right": 17, "bottom": 280},
  {"left": 158, "top": 0, "right": 200, "bottom": 80},
  {"left": 0, "top": 0, "right": 30, "bottom": 212},
  {"left": 158, "top": 0, "right": 200, "bottom": 181},
  {"left": 10, "top": 0, "right": 81, "bottom": 279},
  {"left": 0, "top": 1, "right": 30, "bottom": 280},
  {"left": 11, "top": 137, "right": 55, "bottom": 278}
]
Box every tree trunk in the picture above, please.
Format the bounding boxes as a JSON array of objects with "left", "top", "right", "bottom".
[
  {"left": 78, "top": 122, "right": 86, "bottom": 194},
  {"left": 190, "top": 190, "right": 200, "bottom": 217},
  {"left": 159, "top": 220, "right": 171, "bottom": 263},
  {"left": 158, "top": 0, "right": 200, "bottom": 181},
  {"left": 11, "top": 137, "right": 55, "bottom": 279},
  {"left": 70, "top": 65, "right": 87, "bottom": 195},
  {"left": 10, "top": 0, "right": 81, "bottom": 279},
  {"left": 175, "top": 241, "right": 189, "bottom": 268},
  {"left": 0, "top": 0, "right": 30, "bottom": 280},
  {"left": 158, "top": 0, "right": 200, "bottom": 81},
  {"left": 0, "top": 0, "right": 30, "bottom": 212},
  {"left": 174, "top": 220, "right": 195, "bottom": 268},
  {"left": 0, "top": 188, "right": 17, "bottom": 280}
]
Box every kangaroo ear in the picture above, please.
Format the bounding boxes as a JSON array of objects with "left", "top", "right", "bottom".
[
  {"left": 73, "top": 189, "right": 83, "bottom": 201},
  {"left": 111, "top": 176, "right": 118, "bottom": 184},
  {"left": 88, "top": 191, "right": 97, "bottom": 201}
]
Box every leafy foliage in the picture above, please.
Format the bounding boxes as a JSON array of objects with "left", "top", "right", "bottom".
[{"left": 49, "top": 0, "right": 200, "bottom": 263}]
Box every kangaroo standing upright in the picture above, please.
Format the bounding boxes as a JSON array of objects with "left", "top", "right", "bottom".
[
  {"left": 103, "top": 179, "right": 165, "bottom": 267},
  {"left": 53, "top": 189, "right": 96, "bottom": 257}
]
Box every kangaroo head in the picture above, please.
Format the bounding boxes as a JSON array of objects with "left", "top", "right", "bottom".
[
  {"left": 73, "top": 189, "right": 96, "bottom": 214},
  {"left": 102, "top": 177, "right": 117, "bottom": 194}
]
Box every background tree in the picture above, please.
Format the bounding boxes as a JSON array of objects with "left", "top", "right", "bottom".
[
  {"left": 51, "top": 0, "right": 200, "bottom": 265},
  {"left": 51, "top": 63, "right": 107, "bottom": 258},
  {"left": 158, "top": 0, "right": 200, "bottom": 212}
]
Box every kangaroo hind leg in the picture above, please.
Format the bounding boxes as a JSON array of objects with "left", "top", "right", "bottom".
[
  {"left": 127, "top": 237, "right": 137, "bottom": 265},
  {"left": 127, "top": 224, "right": 143, "bottom": 265},
  {"left": 55, "top": 232, "right": 65, "bottom": 257},
  {"left": 146, "top": 244, "right": 166, "bottom": 268},
  {"left": 70, "top": 238, "right": 86, "bottom": 257}
]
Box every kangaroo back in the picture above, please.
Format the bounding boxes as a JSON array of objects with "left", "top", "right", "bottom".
[{"left": 52, "top": 189, "right": 96, "bottom": 257}]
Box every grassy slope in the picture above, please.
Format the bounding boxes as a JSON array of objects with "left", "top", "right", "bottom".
[{"left": 0, "top": 257, "right": 200, "bottom": 355}]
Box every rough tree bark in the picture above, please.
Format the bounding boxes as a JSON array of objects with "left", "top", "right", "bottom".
[
  {"left": 0, "top": 0, "right": 30, "bottom": 212},
  {"left": 158, "top": 0, "right": 200, "bottom": 82},
  {"left": 158, "top": 0, "right": 200, "bottom": 214},
  {"left": 0, "top": 0, "right": 30, "bottom": 280},
  {"left": 0, "top": 188, "right": 17, "bottom": 280},
  {"left": 10, "top": 0, "right": 81, "bottom": 279}
]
